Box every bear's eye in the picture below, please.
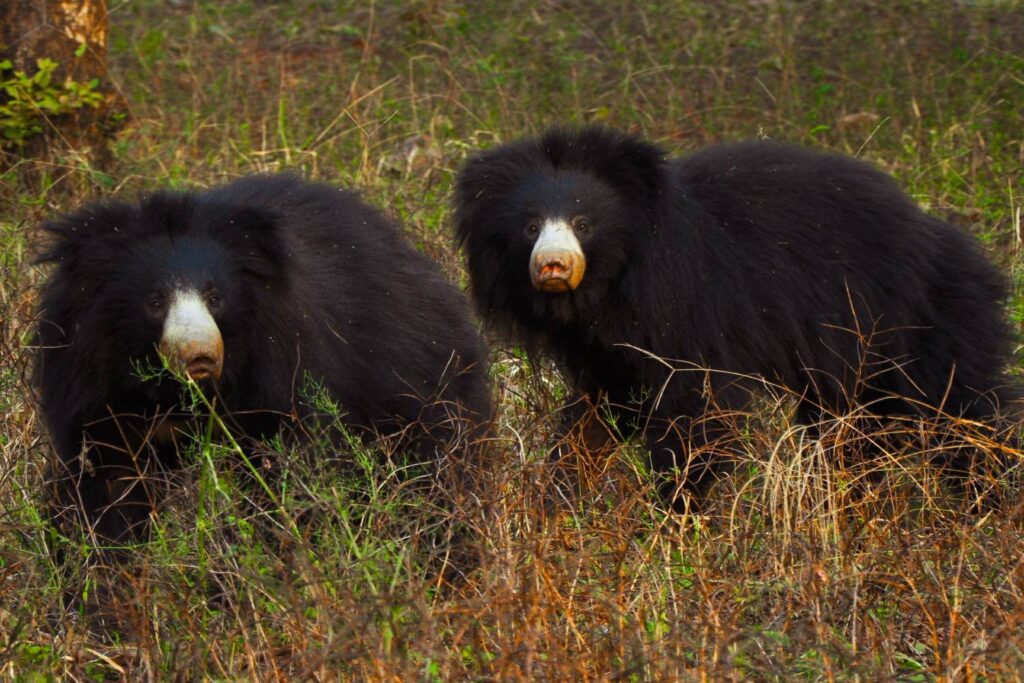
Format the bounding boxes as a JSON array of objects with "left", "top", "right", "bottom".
[
  {"left": 205, "top": 290, "right": 223, "bottom": 312},
  {"left": 574, "top": 217, "right": 590, "bottom": 235},
  {"left": 525, "top": 222, "right": 540, "bottom": 238},
  {"left": 146, "top": 296, "right": 166, "bottom": 319}
]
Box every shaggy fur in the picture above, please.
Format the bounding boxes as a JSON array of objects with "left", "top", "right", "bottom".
[
  {"left": 36, "top": 174, "right": 491, "bottom": 545},
  {"left": 454, "top": 125, "right": 1019, "bottom": 499}
]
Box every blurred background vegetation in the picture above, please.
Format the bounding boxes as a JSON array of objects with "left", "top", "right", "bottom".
[{"left": 1, "top": 1, "right": 1022, "bottom": 679}]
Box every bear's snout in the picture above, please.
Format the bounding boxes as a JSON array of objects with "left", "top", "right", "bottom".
[
  {"left": 159, "top": 290, "right": 224, "bottom": 382},
  {"left": 530, "top": 219, "right": 586, "bottom": 292}
]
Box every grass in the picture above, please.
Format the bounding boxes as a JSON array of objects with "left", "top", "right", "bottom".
[{"left": 1, "top": 0, "right": 1023, "bottom": 679}]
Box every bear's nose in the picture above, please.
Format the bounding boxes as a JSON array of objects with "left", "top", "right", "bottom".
[
  {"left": 540, "top": 259, "right": 569, "bottom": 276},
  {"left": 159, "top": 290, "right": 224, "bottom": 382},
  {"left": 532, "top": 253, "right": 581, "bottom": 292}
]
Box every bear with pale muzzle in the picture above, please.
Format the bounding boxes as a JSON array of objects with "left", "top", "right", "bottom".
[
  {"left": 34, "top": 174, "right": 491, "bottom": 552},
  {"left": 454, "top": 126, "right": 1020, "bottom": 507}
]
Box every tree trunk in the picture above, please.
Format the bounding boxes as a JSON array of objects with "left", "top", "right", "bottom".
[{"left": 0, "top": 0, "right": 124, "bottom": 158}]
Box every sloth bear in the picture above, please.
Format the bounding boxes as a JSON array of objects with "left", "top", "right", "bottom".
[
  {"left": 454, "top": 125, "right": 1019, "bottom": 503},
  {"left": 35, "top": 174, "right": 491, "bottom": 547}
]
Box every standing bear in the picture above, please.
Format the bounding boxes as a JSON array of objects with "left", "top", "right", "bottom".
[
  {"left": 35, "top": 174, "right": 492, "bottom": 548},
  {"left": 454, "top": 125, "right": 1018, "bottom": 503}
]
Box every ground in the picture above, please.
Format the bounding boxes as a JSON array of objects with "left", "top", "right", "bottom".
[{"left": 0, "top": 1, "right": 1022, "bottom": 679}]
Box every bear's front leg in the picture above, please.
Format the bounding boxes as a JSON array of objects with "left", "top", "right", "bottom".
[{"left": 47, "top": 412, "right": 176, "bottom": 560}]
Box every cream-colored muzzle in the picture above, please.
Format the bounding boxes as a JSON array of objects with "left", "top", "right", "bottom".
[
  {"left": 158, "top": 290, "right": 224, "bottom": 381},
  {"left": 530, "top": 219, "right": 586, "bottom": 292}
]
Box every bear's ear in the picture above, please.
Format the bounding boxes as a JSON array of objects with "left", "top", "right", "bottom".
[
  {"left": 454, "top": 138, "right": 552, "bottom": 251},
  {"left": 35, "top": 201, "right": 138, "bottom": 277},
  {"left": 208, "top": 206, "right": 289, "bottom": 284},
  {"left": 542, "top": 125, "right": 666, "bottom": 211}
]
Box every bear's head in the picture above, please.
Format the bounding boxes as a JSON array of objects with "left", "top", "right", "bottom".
[
  {"left": 454, "top": 125, "right": 666, "bottom": 333},
  {"left": 35, "top": 191, "right": 288, "bottom": 405}
]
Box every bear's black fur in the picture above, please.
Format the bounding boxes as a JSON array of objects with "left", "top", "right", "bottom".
[
  {"left": 454, "top": 126, "right": 1019, "bottom": 501},
  {"left": 36, "top": 174, "right": 491, "bottom": 546}
]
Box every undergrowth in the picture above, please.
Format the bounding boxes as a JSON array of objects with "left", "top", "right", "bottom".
[{"left": 1, "top": 1, "right": 1022, "bottom": 679}]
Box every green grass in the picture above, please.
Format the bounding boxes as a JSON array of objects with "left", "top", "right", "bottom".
[{"left": 1, "top": 0, "right": 1022, "bottom": 679}]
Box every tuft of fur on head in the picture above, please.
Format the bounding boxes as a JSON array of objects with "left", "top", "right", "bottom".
[
  {"left": 531, "top": 126, "right": 667, "bottom": 210},
  {"left": 454, "top": 126, "right": 666, "bottom": 244}
]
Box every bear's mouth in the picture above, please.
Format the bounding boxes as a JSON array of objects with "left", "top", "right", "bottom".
[
  {"left": 160, "top": 339, "right": 224, "bottom": 383},
  {"left": 185, "top": 354, "right": 221, "bottom": 381}
]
